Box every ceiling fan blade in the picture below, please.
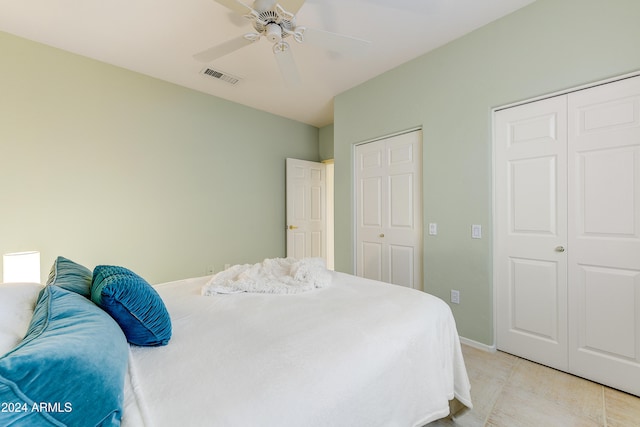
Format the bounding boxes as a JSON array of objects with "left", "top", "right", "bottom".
[
  {"left": 274, "top": 45, "right": 301, "bottom": 87},
  {"left": 277, "top": 0, "right": 306, "bottom": 14},
  {"left": 302, "top": 28, "right": 371, "bottom": 56},
  {"left": 194, "top": 35, "right": 256, "bottom": 62},
  {"left": 212, "top": 0, "right": 254, "bottom": 15}
]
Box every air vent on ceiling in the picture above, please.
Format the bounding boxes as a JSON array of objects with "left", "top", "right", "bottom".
[{"left": 200, "top": 67, "right": 241, "bottom": 85}]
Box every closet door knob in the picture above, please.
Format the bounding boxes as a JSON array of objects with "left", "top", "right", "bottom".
[
  {"left": 555, "top": 246, "right": 565, "bottom": 252},
  {"left": 379, "top": 233, "right": 385, "bottom": 238}
]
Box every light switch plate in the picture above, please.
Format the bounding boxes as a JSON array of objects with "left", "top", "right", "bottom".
[
  {"left": 451, "top": 290, "right": 460, "bottom": 304},
  {"left": 429, "top": 223, "right": 438, "bottom": 235},
  {"left": 472, "top": 224, "right": 482, "bottom": 239}
]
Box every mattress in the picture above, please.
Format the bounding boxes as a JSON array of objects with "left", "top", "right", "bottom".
[{"left": 122, "top": 271, "right": 472, "bottom": 427}]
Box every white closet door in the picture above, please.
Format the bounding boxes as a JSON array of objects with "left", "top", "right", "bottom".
[
  {"left": 495, "top": 96, "right": 569, "bottom": 371},
  {"left": 567, "top": 76, "right": 640, "bottom": 395},
  {"left": 355, "top": 131, "right": 422, "bottom": 289},
  {"left": 496, "top": 75, "right": 640, "bottom": 396}
]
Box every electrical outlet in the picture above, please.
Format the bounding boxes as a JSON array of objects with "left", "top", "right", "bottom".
[
  {"left": 206, "top": 265, "right": 215, "bottom": 275},
  {"left": 451, "top": 289, "right": 460, "bottom": 304}
]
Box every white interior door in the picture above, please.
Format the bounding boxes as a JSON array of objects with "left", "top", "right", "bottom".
[
  {"left": 286, "top": 158, "right": 326, "bottom": 260},
  {"left": 355, "top": 130, "right": 422, "bottom": 289},
  {"left": 567, "top": 76, "right": 640, "bottom": 395},
  {"left": 495, "top": 95, "right": 569, "bottom": 371}
]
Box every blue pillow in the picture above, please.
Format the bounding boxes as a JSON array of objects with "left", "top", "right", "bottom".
[
  {"left": 0, "top": 286, "right": 128, "bottom": 427},
  {"left": 46, "top": 256, "right": 93, "bottom": 298},
  {"left": 91, "top": 265, "right": 172, "bottom": 347}
]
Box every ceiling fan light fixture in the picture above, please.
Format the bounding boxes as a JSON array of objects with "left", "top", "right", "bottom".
[
  {"left": 265, "top": 22, "right": 283, "bottom": 43},
  {"left": 243, "top": 10, "right": 260, "bottom": 23},
  {"left": 275, "top": 4, "right": 295, "bottom": 22},
  {"left": 243, "top": 32, "right": 261, "bottom": 42},
  {"left": 273, "top": 41, "right": 290, "bottom": 54},
  {"left": 292, "top": 27, "right": 305, "bottom": 43}
]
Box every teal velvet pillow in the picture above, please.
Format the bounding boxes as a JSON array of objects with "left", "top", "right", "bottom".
[
  {"left": 0, "top": 286, "right": 128, "bottom": 426},
  {"left": 46, "top": 256, "right": 93, "bottom": 298},
  {"left": 91, "top": 265, "right": 172, "bottom": 347}
]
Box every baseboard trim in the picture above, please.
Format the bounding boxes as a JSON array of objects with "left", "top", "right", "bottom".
[{"left": 459, "top": 336, "right": 496, "bottom": 353}]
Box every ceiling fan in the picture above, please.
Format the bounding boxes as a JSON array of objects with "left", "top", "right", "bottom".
[{"left": 194, "top": 0, "right": 371, "bottom": 86}]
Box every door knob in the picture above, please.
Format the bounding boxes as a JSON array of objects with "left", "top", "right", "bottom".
[
  {"left": 555, "top": 246, "right": 565, "bottom": 252},
  {"left": 288, "top": 225, "right": 298, "bottom": 230},
  {"left": 379, "top": 233, "right": 385, "bottom": 238}
]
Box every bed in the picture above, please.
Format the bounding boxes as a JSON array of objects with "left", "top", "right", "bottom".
[{"left": 1, "top": 257, "right": 472, "bottom": 427}]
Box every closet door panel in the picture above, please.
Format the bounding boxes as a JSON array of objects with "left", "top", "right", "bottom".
[
  {"left": 568, "top": 76, "right": 640, "bottom": 396},
  {"left": 495, "top": 95, "right": 569, "bottom": 371},
  {"left": 356, "top": 142, "right": 386, "bottom": 282}
]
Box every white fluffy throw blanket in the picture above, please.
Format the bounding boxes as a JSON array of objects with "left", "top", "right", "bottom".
[{"left": 201, "top": 258, "right": 332, "bottom": 295}]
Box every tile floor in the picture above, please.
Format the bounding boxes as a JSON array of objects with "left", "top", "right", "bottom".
[{"left": 427, "top": 344, "right": 640, "bottom": 427}]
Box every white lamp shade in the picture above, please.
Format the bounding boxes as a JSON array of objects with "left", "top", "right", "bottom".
[{"left": 3, "top": 251, "right": 41, "bottom": 283}]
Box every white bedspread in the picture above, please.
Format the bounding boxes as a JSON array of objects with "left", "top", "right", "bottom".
[{"left": 123, "top": 272, "right": 472, "bottom": 427}]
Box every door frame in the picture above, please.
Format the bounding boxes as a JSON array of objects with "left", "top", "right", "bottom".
[
  {"left": 492, "top": 70, "right": 640, "bottom": 348},
  {"left": 351, "top": 126, "right": 423, "bottom": 285},
  {"left": 324, "top": 160, "right": 335, "bottom": 270}
]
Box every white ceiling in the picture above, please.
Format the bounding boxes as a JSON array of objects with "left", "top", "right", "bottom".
[{"left": 0, "top": 0, "right": 536, "bottom": 127}]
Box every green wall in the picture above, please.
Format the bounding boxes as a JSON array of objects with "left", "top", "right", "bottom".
[
  {"left": 318, "top": 124, "right": 334, "bottom": 161},
  {"left": 333, "top": 0, "right": 640, "bottom": 345},
  {"left": 0, "top": 31, "right": 319, "bottom": 284}
]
